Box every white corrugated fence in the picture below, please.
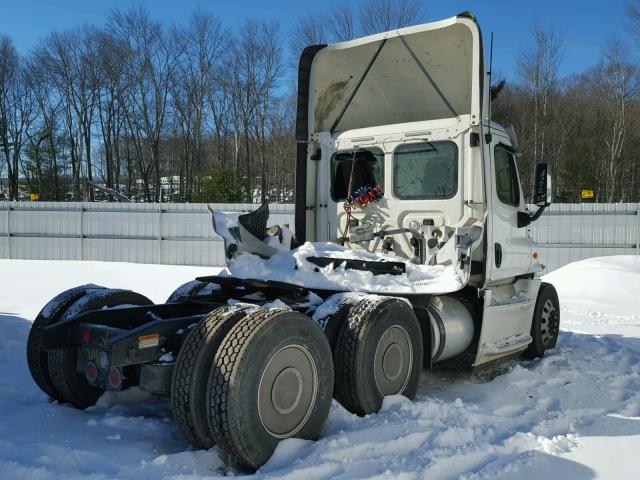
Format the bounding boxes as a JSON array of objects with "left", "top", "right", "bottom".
[
  {"left": 1, "top": 201, "right": 638, "bottom": 273},
  {"left": 0, "top": 202, "right": 294, "bottom": 266},
  {"left": 528, "top": 203, "right": 640, "bottom": 273}
]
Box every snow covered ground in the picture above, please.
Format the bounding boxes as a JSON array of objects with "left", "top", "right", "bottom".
[{"left": 1, "top": 256, "right": 639, "bottom": 479}]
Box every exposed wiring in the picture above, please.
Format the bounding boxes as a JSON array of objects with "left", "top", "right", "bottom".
[{"left": 340, "top": 148, "right": 358, "bottom": 245}]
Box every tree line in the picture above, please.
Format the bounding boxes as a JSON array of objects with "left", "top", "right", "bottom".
[
  {"left": 493, "top": 5, "right": 640, "bottom": 203},
  {"left": 1, "top": 0, "right": 639, "bottom": 203},
  {"left": 0, "top": 5, "right": 292, "bottom": 203},
  {"left": 0, "top": 0, "right": 425, "bottom": 203}
]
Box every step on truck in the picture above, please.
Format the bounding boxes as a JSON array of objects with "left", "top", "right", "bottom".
[{"left": 27, "top": 12, "right": 560, "bottom": 472}]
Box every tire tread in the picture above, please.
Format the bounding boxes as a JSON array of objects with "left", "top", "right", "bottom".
[
  {"left": 27, "top": 285, "right": 105, "bottom": 402},
  {"left": 171, "top": 304, "right": 251, "bottom": 448},
  {"left": 207, "top": 308, "right": 277, "bottom": 457},
  {"left": 333, "top": 296, "right": 423, "bottom": 416}
]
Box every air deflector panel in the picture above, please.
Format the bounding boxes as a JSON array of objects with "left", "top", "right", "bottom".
[{"left": 309, "top": 20, "right": 477, "bottom": 133}]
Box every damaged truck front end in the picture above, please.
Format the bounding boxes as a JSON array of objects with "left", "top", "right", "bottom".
[{"left": 295, "top": 12, "right": 489, "bottom": 291}]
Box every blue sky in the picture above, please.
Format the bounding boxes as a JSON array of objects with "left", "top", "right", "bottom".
[{"left": 0, "top": 0, "right": 632, "bottom": 80}]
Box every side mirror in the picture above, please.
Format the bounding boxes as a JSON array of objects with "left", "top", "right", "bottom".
[
  {"left": 534, "top": 163, "right": 551, "bottom": 206},
  {"left": 518, "top": 163, "right": 552, "bottom": 228}
]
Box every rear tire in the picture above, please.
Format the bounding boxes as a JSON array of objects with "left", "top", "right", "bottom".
[
  {"left": 165, "top": 280, "right": 209, "bottom": 303},
  {"left": 207, "top": 309, "right": 333, "bottom": 470},
  {"left": 27, "top": 285, "right": 106, "bottom": 402},
  {"left": 333, "top": 296, "right": 423, "bottom": 416},
  {"left": 523, "top": 283, "right": 560, "bottom": 359},
  {"left": 171, "top": 304, "right": 254, "bottom": 449},
  {"left": 47, "top": 289, "right": 153, "bottom": 409}
]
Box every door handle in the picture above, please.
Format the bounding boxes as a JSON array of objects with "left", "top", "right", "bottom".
[{"left": 495, "top": 243, "right": 502, "bottom": 268}]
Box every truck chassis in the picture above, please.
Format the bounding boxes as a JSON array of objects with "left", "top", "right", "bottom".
[{"left": 27, "top": 271, "right": 559, "bottom": 470}]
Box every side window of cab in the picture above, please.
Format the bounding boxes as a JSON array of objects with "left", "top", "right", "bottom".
[{"left": 494, "top": 144, "right": 520, "bottom": 207}]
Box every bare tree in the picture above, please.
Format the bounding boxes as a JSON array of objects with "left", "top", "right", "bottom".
[
  {"left": 517, "top": 23, "right": 563, "bottom": 194},
  {"left": 96, "top": 30, "right": 128, "bottom": 191},
  {"left": 268, "top": 90, "right": 296, "bottom": 202},
  {"left": 33, "top": 27, "right": 101, "bottom": 199},
  {"left": 327, "top": 5, "right": 356, "bottom": 41},
  {"left": 594, "top": 39, "right": 639, "bottom": 201},
  {"left": 172, "top": 9, "right": 228, "bottom": 200},
  {"left": 207, "top": 75, "right": 233, "bottom": 169},
  {"left": 0, "top": 36, "right": 20, "bottom": 199},
  {"left": 249, "top": 22, "right": 282, "bottom": 203},
  {"left": 0, "top": 37, "right": 37, "bottom": 200},
  {"left": 359, "top": 0, "right": 422, "bottom": 35},
  {"left": 108, "top": 6, "right": 182, "bottom": 201},
  {"left": 23, "top": 57, "right": 65, "bottom": 200},
  {"left": 626, "top": 0, "right": 640, "bottom": 37},
  {"left": 289, "top": 13, "right": 327, "bottom": 70}
]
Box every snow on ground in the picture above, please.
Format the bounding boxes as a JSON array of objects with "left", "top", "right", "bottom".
[
  {"left": 0, "top": 260, "right": 219, "bottom": 319},
  {"left": 0, "top": 256, "right": 639, "bottom": 479},
  {"left": 543, "top": 256, "right": 640, "bottom": 336}
]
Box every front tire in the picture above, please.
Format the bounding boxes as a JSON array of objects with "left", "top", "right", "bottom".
[{"left": 523, "top": 283, "right": 560, "bottom": 358}]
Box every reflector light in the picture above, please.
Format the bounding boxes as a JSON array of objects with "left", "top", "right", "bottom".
[
  {"left": 107, "top": 368, "right": 122, "bottom": 390},
  {"left": 138, "top": 333, "right": 160, "bottom": 349},
  {"left": 82, "top": 328, "right": 91, "bottom": 343},
  {"left": 85, "top": 362, "right": 98, "bottom": 382}
]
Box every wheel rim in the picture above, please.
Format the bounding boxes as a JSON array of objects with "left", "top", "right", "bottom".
[
  {"left": 540, "top": 298, "right": 559, "bottom": 347},
  {"left": 374, "top": 325, "right": 413, "bottom": 396},
  {"left": 258, "top": 344, "right": 318, "bottom": 438}
]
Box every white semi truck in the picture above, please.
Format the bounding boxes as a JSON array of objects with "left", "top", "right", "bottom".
[{"left": 27, "top": 12, "right": 559, "bottom": 471}]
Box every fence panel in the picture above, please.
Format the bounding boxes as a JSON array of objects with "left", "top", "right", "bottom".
[
  {"left": 0, "top": 202, "right": 295, "bottom": 266},
  {"left": 528, "top": 203, "right": 639, "bottom": 274},
  {"left": 1, "top": 201, "right": 638, "bottom": 271}
]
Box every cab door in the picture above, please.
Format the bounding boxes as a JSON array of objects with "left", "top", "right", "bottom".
[{"left": 489, "top": 141, "right": 532, "bottom": 282}]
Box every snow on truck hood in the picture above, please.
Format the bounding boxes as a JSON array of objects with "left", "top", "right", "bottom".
[{"left": 223, "top": 242, "right": 464, "bottom": 295}]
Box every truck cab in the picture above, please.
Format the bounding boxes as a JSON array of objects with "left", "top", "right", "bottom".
[
  {"left": 295, "top": 12, "right": 548, "bottom": 290},
  {"left": 295, "top": 12, "right": 553, "bottom": 366}
]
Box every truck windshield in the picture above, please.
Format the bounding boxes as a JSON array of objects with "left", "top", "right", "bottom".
[
  {"left": 393, "top": 141, "right": 458, "bottom": 200},
  {"left": 331, "top": 147, "right": 384, "bottom": 200}
]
